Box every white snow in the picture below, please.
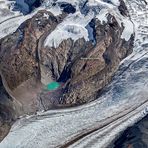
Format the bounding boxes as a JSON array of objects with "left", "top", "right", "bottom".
[
  {"left": 0, "top": 0, "right": 147, "bottom": 147},
  {"left": 0, "top": 6, "right": 46, "bottom": 39},
  {"left": 88, "top": 0, "right": 117, "bottom": 8},
  {"left": 121, "top": 18, "right": 134, "bottom": 41},
  {"left": 42, "top": 0, "right": 62, "bottom": 16},
  {"left": 0, "top": 0, "right": 21, "bottom": 22},
  {"left": 44, "top": 0, "right": 134, "bottom": 48},
  {"left": 47, "top": 5, "right": 62, "bottom": 16},
  {"left": 44, "top": 10, "right": 94, "bottom": 48},
  {"left": 96, "top": 8, "right": 108, "bottom": 23}
]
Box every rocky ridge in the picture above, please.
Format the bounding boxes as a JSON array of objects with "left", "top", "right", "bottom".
[
  {"left": 0, "top": 0, "right": 134, "bottom": 141},
  {"left": 0, "top": 0, "right": 134, "bottom": 112}
]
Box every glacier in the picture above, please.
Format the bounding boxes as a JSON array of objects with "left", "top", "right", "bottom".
[
  {"left": 0, "top": 0, "right": 148, "bottom": 147},
  {"left": 44, "top": 0, "right": 134, "bottom": 48}
]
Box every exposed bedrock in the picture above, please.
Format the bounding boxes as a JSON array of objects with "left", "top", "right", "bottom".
[
  {"left": 0, "top": 75, "right": 20, "bottom": 141},
  {"left": 0, "top": 1, "right": 134, "bottom": 112},
  {"left": 0, "top": 11, "right": 66, "bottom": 116},
  {"left": 0, "top": 10, "right": 65, "bottom": 140},
  {"left": 0, "top": 10, "right": 66, "bottom": 90},
  {"left": 13, "top": 0, "right": 42, "bottom": 15},
  {"left": 0, "top": 0, "right": 134, "bottom": 140},
  {"left": 40, "top": 11, "right": 134, "bottom": 106}
]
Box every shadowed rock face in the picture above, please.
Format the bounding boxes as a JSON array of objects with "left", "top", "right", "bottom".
[
  {"left": 14, "top": 0, "right": 42, "bottom": 15},
  {"left": 0, "top": 1, "right": 134, "bottom": 110},
  {"left": 0, "top": 0, "right": 147, "bottom": 147},
  {"left": 113, "top": 115, "right": 148, "bottom": 148},
  {"left": 40, "top": 16, "right": 134, "bottom": 106},
  {"left": 0, "top": 76, "right": 17, "bottom": 141},
  {"left": 118, "top": 0, "right": 129, "bottom": 16},
  {"left": 0, "top": 0, "right": 134, "bottom": 132}
]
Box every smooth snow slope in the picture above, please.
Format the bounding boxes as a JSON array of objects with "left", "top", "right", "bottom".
[{"left": 0, "top": 0, "right": 148, "bottom": 148}]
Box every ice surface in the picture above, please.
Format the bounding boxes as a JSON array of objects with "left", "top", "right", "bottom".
[
  {"left": 0, "top": 7, "right": 45, "bottom": 39},
  {"left": 110, "top": 0, "right": 120, "bottom": 6},
  {"left": 44, "top": 0, "right": 134, "bottom": 48},
  {"left": 0, "top": 1, "right": 62, "bottom": 40},
  {"left": 0, "top": 0, "right": 21, "bottom": 22},
  {"left": 47, "top": 5, "right": 62, "bottom": 16},
  {"left": 0, "top": 62, "right": 147, "bottom": 148},
  {"left": 44, "top": 10, "right": 94, "bottom": 48},
  {"left": 0, "top": 0, "right": 147, "bottom": 148},
  {"left": 96, "top": 8, "right": 108, "bottom": 23}
]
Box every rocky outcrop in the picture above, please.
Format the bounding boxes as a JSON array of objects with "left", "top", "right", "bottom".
[
  {"left": 0, "top": 10, "right": 65, "bottom": 139},
  {"left": 0, "top": 0, "right": 134, "bottom": 112},
  {"left": 0, "top": 10, "right": 65, "bottom": 90},
  {"left": 118, "top": 0, "right": 129, "bottom": 16},
  {"left": 40, "top": 14, "right": 134, "bottom": 106},
  {"left": 1, "top": 0, "right": 148, "bottom": 147},
  {"left": 0, "top": 76, "right": 17, "bottom": 141}
]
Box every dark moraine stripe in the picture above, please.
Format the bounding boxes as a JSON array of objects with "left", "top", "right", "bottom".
[{"left": 112, "top": 115, "right": 148, "bottom": 148}]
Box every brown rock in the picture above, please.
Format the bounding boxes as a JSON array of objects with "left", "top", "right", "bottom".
[
  {"left": 0, "top": 10, "right": 65, "bottom": 90},
  {"left": 0, "top": 3, "right": 134, "bottom": 112},
  {"left": 0, "top": 76, "right": 17, "bottom": 141},
  {"left": 37, "top": 4, "right": 134, "bottom": 106}
]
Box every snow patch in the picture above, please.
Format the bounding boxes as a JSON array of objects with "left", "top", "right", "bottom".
[
  {"left": 44, "top": 0, "right": 134, "bottom": 48},
  {"left": 104, "top": 4, "right": 134, "bottom": 41},
  {"left": 44, "top": 11, "right": 94, "bottom": 48},
  {"left": 121, "top": 18, "right": 134, "bottom": 41},
  {"left": 96, "top": 8, "right": 108, "bottom": 23},
  {"left": 47, "top": 5, "right": 62, "bottom": 16},
  {"left": 0, "top": 7, "right": 45, "bottom": 39},
  {"left": 43, "top": 13, "right": 49, "bottom": 19},
  {"left": 43, "top": 1, "right": 62, "bottom": 16},
  {"left": 0, "top": 0, "right": 21, "bottom": 22},
  {"left": 110, "top": 0, "right": 120, "bottom": 6}
]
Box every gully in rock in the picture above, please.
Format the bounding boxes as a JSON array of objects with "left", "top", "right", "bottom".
[{"left": 0, "top": 0, "right": 147, "bottom": 147}]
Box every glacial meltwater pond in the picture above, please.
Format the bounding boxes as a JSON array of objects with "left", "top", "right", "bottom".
[
  {"left": 0, "top": 0, "right": 147, "bottom": 148},
  {"left": 46, "top": 82, "right": 60, "bottom": 91}
]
